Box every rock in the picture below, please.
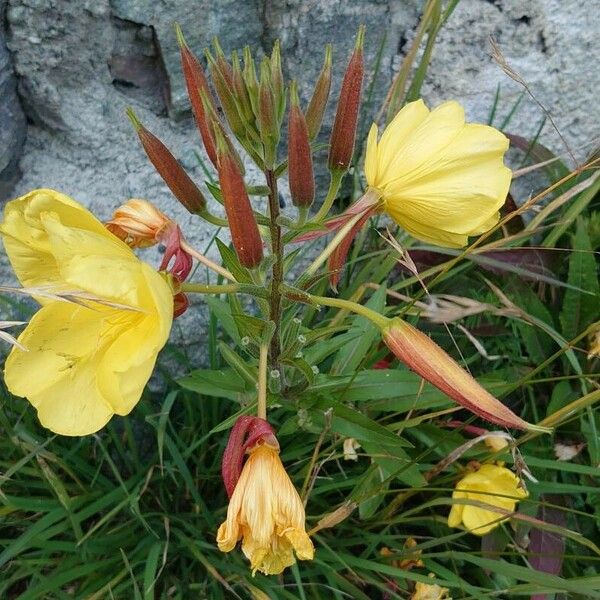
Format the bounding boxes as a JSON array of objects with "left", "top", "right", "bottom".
[
  {"left": 110, "top": 0, "right": 264, "bottom": 118},
  {"left": 1, "top": 0, "right": 599, "bottom": 362},
  {"left": 0, "top": 0, "right": 26, "bottom": 198}
]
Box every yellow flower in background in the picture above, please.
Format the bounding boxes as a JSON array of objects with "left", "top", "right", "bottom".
[
  {"left": 365, "top": 99, "right": 511, "bottom": 248},
  {"left": 0, "top": 189, "right": 173, "bottom": 436},
  {"left": 411, "top": 574, "right": 451, "bottom": 600},
  {"left": 448, "top": 463, "right": 527, "bottom": 536},
  {"left": 217, "top": 440, "right": 314, "bottom": 575}
]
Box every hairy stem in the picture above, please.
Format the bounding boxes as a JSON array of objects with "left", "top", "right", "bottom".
[
  {"left": 266, "top": 169, "right": 283, "bottom": 368},
  {"left": 257, "top": 341, "right": 269, "bottom": 420}
]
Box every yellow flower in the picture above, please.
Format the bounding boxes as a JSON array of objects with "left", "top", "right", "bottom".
[
  {"left": 411, "top": 574, "right": 451, "bottom": 600},
  {"left": 217, "top": 440, "right": 314, "bottom": 575},
  {"left": 448, "top": 463, "right": 527, "bottom": 535},
  {"left": 106, "top": 198, "right": 174, "bottom": 248},
  {"left": 0, "top": 189, "right": 173, "bottom": 436},
  {"left": 365, "top": 99, "right": 511, "bottom": 247}
]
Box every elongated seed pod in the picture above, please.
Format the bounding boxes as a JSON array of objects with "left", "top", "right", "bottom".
[
  {"left": 175, "top": 25, "right": 218, "bottom": 168},
  {"left": 328, "top": 27, "right": 365, "bottom": 171},
  {"left": 127, "top": 109, "right": 206, "bottom": 214},
  {"left": 288, "top": 81, "right": 314, "bottom": 208},
  {"left": 216, "top": 135, "right": 263, "bottom": 268}
]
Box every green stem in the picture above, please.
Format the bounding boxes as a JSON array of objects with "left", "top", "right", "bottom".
[
  {"left": 181, "top": 282, "right": 268, "bottom": 298},
  {"left": 284, "top": 287, "right": 389, "bottom": 329},
  {"left": 180, "top": 283, "right": 240, "bottom": 294},
  {"left": 257, "top": 341, "right": 269, "bottom": 420},
  {"left": 313, "top": 169, "right": 344, "bottom": 222},
  {"left": 303, "top": 211, "right": 363, "bottom": 278},
  {"left": 266, "top": 169, "right": 283, "bottom": 368}
]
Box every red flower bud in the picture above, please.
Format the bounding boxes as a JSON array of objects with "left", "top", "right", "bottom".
[
  {"left": 382, "top": 319, "right": 532, "bottom": 430},
  {"left": 288, "top": 81, "right": 314, "bottom": 208},
  {"left": 328, "top": 27, "right": 364, "bottom": 171},
  {"left": 175, "top": 24, "right": 218, "bottom": 168},
  {"left": 217, "top": 137, "right": 263, "bottom": 268},
  {"left": 306, "top": 44, "right": 332, "bottom": 140},
  {"left": 127, "top": 109, "right": 206, "bottom": 214}
]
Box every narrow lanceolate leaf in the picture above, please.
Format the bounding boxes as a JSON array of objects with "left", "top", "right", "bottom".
[
  {"left": 127, "top": 109, "right": 206, "bottom": 214},
  {"left": 382, "top": 318, "right": 537, "bottom": 431},
  {"left": 217, "top": 142, "right": 263, "bottom": 268},
  {"left": 559, "top": 218, "right": 600, "bottom": 341},
  {"left": 328, "top": 26, "right": 364, "bottom": 171},
  {"left": 176, "top": 24, "right": 218, "bottom": 167},
  {"left": 288, "top": 82, "right": 315, "bottom": 208}
]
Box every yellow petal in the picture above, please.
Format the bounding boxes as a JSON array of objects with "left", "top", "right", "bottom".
[
  {"left": 0, "top": 189, "right": 123, "bottom": 287},
  {"left": 386, "top": 209, "right": 469, "bottom": 247},
  {"left": 447, "top": 502, "right": 464, "bottom": 529},
  {"left": 376, "top": 99, "right": 430, "bottom": 183},
  {"left": 5, "top": 303, "right": 114, "bottom": 436},
  {"left": 364, "top": 123, "right": 379, "bottom": 186},
  {"left": 379, "top": 101, "right": 465, "bottom": 185}
]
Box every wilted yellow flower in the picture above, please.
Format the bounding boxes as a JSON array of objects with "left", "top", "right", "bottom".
[
  {"left": 484, "top": 435, "right": 510, "bottom": 453},
  {"left": 106, "top": 198, "right": 173, "bottom": 248},
  {"left": 217, "top": 439, "right": 314, "bottom": 575},
  {"left": 365, "top": 99, "right": 511, "bottom": 247},
  {"left": 448, "top": 463, "right": 527, "bottom": 536},
  {"left": 0, "top": 189, "right": 173, "bottom": 436},
  {"left": 411, "top": 574, "right": 451, "bottom": 600}
]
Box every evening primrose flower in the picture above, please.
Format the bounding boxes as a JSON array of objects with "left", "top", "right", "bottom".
[
  {"left": 365, "top": 99, "right": 511, "bottom": 247},
  {"left": 217, "top": 416, "right": 314, "bottom": 575},
  {"left": 0, "top": 189, "right": 173, "bottom": 436},
  {"left": 448, "top": 463, "right": 527, "bottom": 535}
]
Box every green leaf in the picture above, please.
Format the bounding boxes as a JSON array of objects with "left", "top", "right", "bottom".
[
  {"left": 178, "top": 368, "right": 249, "bottom": 401},
  {"left": 560, "top": 219, "right": 600, "bottom": 341},
  {"left": 216, "top": 238, "right": 253, "bottom": 283},
  {"left": 204, "top": 296, "right": 240, "bottom": 344}
]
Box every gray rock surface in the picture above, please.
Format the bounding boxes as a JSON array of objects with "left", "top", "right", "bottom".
[
  {"left": 0, "top": 0, "right": 26, "bottom": 198},
  {"left": 1, "top": 0, "right": 599, "bottom": 358}
]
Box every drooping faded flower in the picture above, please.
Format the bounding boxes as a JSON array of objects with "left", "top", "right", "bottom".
[
  {"left": 106, "top": 198, "right": 193, "bottom": 282},
  {"left": 411, "top": 575, "right": 451, "bottom": 600},
  {"left": 448, "top": 463, "right": 528, "bottom": 536},
  {"left": 217, "top": 416, "right": 314, "bottom": 575},
  {"left": 0, "top": 189, "right": 173, "bottom": 436},
  {"left": 365, "top": 99, "right": 511, "bottom": 247}
]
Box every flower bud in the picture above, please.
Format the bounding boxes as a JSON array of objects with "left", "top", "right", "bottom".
[
  {"left": 242, "top": 45, "right": 259, "bottom": 114},
  {"left": 207, "top": 49, "right": 246, "bottom": 141},
  {"left": 382, "top": 318, "right": 531, "bottom": 430},
  {"left": 216, "top": 133, "right": 263, "bottom": 268},
  {"left": 258, "top": 58, "right": 279, "bottom": 168},
  {"left": 306, "top": 44, "right": 332, "bottom": 140},
  {"left": 173, "top": 291, "right": 189, "bottom": 318},
  {"left": 126, "top": 109, "right": 206, "bottom": 214},
  {"left": 106, "top": 199, "right": 173, "bottom": 248},
  {"left": 288, "top": 81, "right": 315, "bottom": 208},
  {"left": 231, "top": 50, "right": 255, "bottom": 126},
  {"left": 270, "top": 40, "right": 285, "bottom": 124},
  {"left": 175, "top": 24, "right": 218, "bottom": 168},
  {"left": 328, "top": 27, "right": 364, "bottom": 171}
]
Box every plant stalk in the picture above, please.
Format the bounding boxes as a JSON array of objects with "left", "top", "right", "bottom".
[{"left": 266, "top": 169, "right": 283, "bottom": 368}]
